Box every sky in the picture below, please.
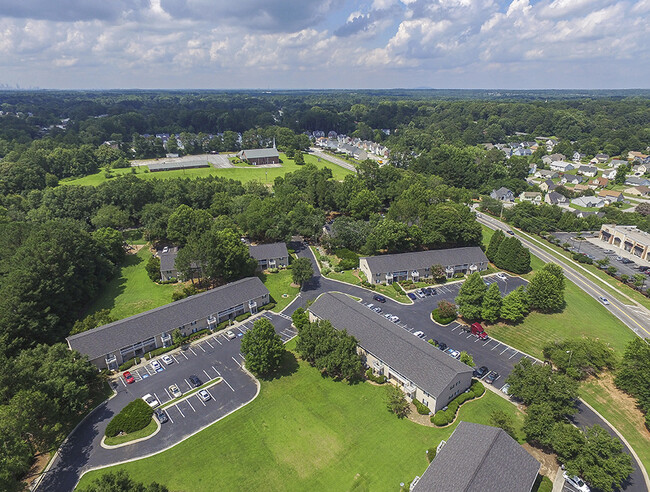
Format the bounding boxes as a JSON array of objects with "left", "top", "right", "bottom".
[{"left": 0, "top": 0, "right": 648, "bottom": 90}]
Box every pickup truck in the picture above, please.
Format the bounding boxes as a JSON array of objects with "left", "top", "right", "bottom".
[{"left": 461, "top": 322, "right": 488, "bottom": 340}]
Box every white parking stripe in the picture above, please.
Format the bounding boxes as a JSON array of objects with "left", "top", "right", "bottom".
[
  {"left": 491, "top": 343, "right": 500, "bottom": 351},
  {"left": 184, "top": 378, "right": 192, "bottom": 390},
  {"left": 144, "top": 365, "right": 154, "bottom": 376},
  {"left": 166, "top": 411, "right": 174, "bottom": 424},
  {"left": 196, "top": 395, "right": 206, "bottom": 407},
  {"left": 500, "top": 347, "right": 509, "bottom": 355},
  {"left": 189, "top": 347, "right": 197, "bottom": 356},
  {"left": 181, "top": 351, "right": 189, "bottom": 360},
  {"left": 205, "top": 389, "right": 214, "bottom": 401},
  {"left": 205, "top": 340, "right": 214, "bottom": 349},
  {"left": 175, "top": 404, "right": 185, "bottom": 418},
  {"left": 164, "top": 388, "right": 172, "bottom": 400},
  {"left": 153, "top": 392, "right": 161, "bottom": 404},
  {"left": 237, "top": 327, "right": 245, "bottom": 334},
  {"left": 197, "top": 343, "right": 206, "bottom": 352},
  {"left": 239, "top": 353, "right": 245, "bottom": 360},
  {"left": 474, "top": 337, "right": 482, "bottom": 342},
  {"left": 466, "top": 334, "right": 472, "bottom": 339},
  {"left": 483, "top": 340, "right": 491, "bottom": 346},
  {"left": 186, "top": 399, "right": 196, "bottom": 412},
  {"left": 223, "top": 379, "right": 235, "bottom": 392},
  {"left": 119, "top": 378, "right": 126, "bottom": 387},
  {"left": 451, "top": 326, "right": 458, "bottom": 331},
  {"left": 214, "top": 336, "right": 222, "bottom": 345},
  {"left": 203, "top": 369, "right": 211, "bottom": 380},
  {"left": 231, "top": 356, "right": 241, "bottom": 367},
  {"left": 171, "top": 354, "right": 179, "bottom": 364},
  {"left": 509, "top": 351, "right": 519, "bottom": 359},
  {"left": 212, "top": 365, "right": 221, "bottom": 376}
]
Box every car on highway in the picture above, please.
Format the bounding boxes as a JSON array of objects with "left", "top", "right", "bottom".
[
  {"left": 445, "top": 348, "right": 460, "bottom": 359},
  {"left": 496, "top": 272, "right": 507, "bottom": 281},
  {"left": 150, "top": 360, "right": 162, "bottom": 372},
  {"left": 474, "top": 366, "right": 488, "bottom": 378},
  {"left": 413, "top": 331, "right": 425, "bottom": 338},
  {"left": 169, "top": 384, "right": 182, "bottom": 398},
  {"left": 506, "top": 230, "right": 515, "bottom": 235},
  {"left": 155, "top": 410, "right": 169, "bottom": 424},
  {"left": 188, "top": 375, "right": 202, "bottom": 388},
  {"left": 161, "top": 354, "right": 173, "bottom": 365},
  {"left": 598, "top": 296, "right": 610, "bottom": 305},
  {"left": 226, "top": 330, "right": 236, "bottom": 340},
  {"left": 563, "top": 472, "right": 590, "bottom": 492},
  {"left": 142, "top": 393, "right": 159, "bottom": 408},
  {"left": 198, "top": 389, "right": 211, "bottom": 402},
  {"left": 373, "top": 294, "right": 386, "bottom": 303},
  {"left": 122, "top": 371, "right": 135, "bottom": 384},
  {"left": 407, "top": 292, "right": 417, "bottom": 300},
  {"left": 500, "top": 383, "right": 510, "bottom": 395},
  {"left": 485, "top": 371, "right": 499, "bottom": 384}
]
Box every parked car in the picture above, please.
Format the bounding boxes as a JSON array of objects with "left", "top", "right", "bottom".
[
  {"left": 416, "top": 290, "right": 425, "bottom": 298},
  {"left": 226, "top": 330, "right": 236, "bottom": 340},
  {"left": 622, "top": 258, "right": 633, "bottom": 264},
  {"left": 598, "top": 296, "right": 610, "bottom": 305},
  {"left": 198, "top": 389, "right": 211, "bottom": 402},
  {"left": 474, "top": 366, "right": 488, "bottom": 378},
  {"left": 372, "top": 306, "right": 382, "bottom": 313},
  {"left": 162, "top": 246, "right": 169, "bottom": 253},
  {"left": 413, "top": 331, "right": 425, "bottom": 338},
  {"left": 155, "top": 410, "right": 169, "bottom": 424},
  {"left": 616, "top": 256, "right": 623, "bottom": 261},
  {"left": 390, "top": 315, "right": 400, "bottom": 323},
  {"left": 373, "top": 294, "right": 386, "bottom": 303},
  {"left": 485, "top": 371, "right": 499, "bottom": 384},
  {"left": 169, "top": 384, "right": 182, "bottom": 398},
  {"left": 429, "top": 288, "right": 437, "bottom": 295},
  {"left": 437, "top": 342, "right": 448, "bottom": 351},
  {"left": 161, "top": 354, "right": 173, "bottom": 365},
  {"left": 123, "top": 371, "right": 135, "bottom": 384},
  {"left": 422, "top": 288, "right": 432, "bottom": 296},
  {"left": 150, "top": 360, "right": 162, "bottom": 372},
  {"left": 384, "top": 313, "right": 393, "bottom": 319},
  {"left": 188, "top": 375, "right": 202, "bottom": 387},
  {"left": 142, "top": 393, "right": 159, "bottom": 408},
  {"left": 500, "top": 383, "right": 510, "bottom": 395},
  {"left": 563, "top": 472, "right": 590, "bottom": 492},
  {"left": 407, "top": 292, "right": 417, "bottom": 300},
  {"left": 445, "top": 348, "right": 460, "bottom": 359},
  {"left": 496, "top": 272, "right": 507, "bottom": 281},
  {"left": 366, "top": 303, "right": 374, "bottom": 309}
]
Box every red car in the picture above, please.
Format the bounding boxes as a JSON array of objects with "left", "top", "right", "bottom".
[{"left": 123, "top": 371, "right": 135, "bottom": 384}]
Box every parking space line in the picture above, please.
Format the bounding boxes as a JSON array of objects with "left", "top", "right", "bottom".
[
  {"left": 164, "top": 388, "right": 172, "bottom": 400},
  {"left": 189, "top": 347, "right": 197, "bottom": 356},
  {"left": 483, "top": 340, "right": 491, "bottom": 346},
  {"left": 212, "top": 365, "right": 221, "bottom": 376},
  {"left": 180, "top": 351, "right": 189, "bottom": 360},
  {"left": 491, "top": 343, "right": 500, "bottom": 351},
  {"left": 145, "top": 365, "right": 155, "bottom": 376},
  {"left": 223, "top": 379, "right": 235, "bottom": 392},
  {"left": 214, "top": 336, "right": 222, "bottom": 345},
  {"left": 196, "top": 343, "right": 206, "bottom": 352},
  {"left": 153, "top": 392, "right": 161, "bottom": 404},
  {"left": 509, "top": 351, "right": 519, "bottom": 359},
  {"left": 171, "top": 354, "right": 179, "bottom": 364},
  {"left": 500, "top": 347, "right": 509, "bottom": 355},
  {"left": 451, "top": 326, "right": 458, "bottom": 331},
  {"left": 239, "top": 353, "right": 245, "bottom": 360},
  {"left": 175, "top": 404, "right": 185, "bottom": 418},
  {"left": 205, "top": 388, "right": 214, "bottom": 400},
  {"left": 474, "top": 337, "right": 482, "bottom": 342},
  {"left": 205, "top": 340, "right": 214, "bottom": 349},
  {"left": 186, "top": 399, "right": 196, "bottom": 412},
  {"left": 466, "top": 334, "right": 472, "bottom": 339},
  {"left": 203, "top": 369, "right": 211, "bottom": 380},
  {"left": 166, "top": 411, "right": 174, "bottom": 424},
  {"left": 119, "top": 378, "right": 126, "bottom": 387},
  {"left": 196, "top": 395, "right": 206, "bottom": 407},
  {"left": 184, "top": 378, "right": 192, "bottom": 390},
  {"left": 231, "top": 356, "right": 241, "bottom": 367}
]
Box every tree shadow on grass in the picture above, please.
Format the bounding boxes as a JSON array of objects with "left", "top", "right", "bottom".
[{"left": 259, "top": 350, "right": 300, "bottom": 382}]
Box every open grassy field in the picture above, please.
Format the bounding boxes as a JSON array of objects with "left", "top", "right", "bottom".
[
  {"left": 259, "top": 269, "right": 300, "bottom": 312},
  {"left": 61, "top": 152, "right": 353, "bottom": 187},
  {"left": 86, "top": 247, "right": 180, "bottom": 321},
  {"left": 77, "top": 349, "right": 525, "bottom": 492}
]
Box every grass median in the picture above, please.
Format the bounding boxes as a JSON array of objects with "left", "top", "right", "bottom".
[{"left": 104, "top": 419, "right": 158, "bottom": 447}]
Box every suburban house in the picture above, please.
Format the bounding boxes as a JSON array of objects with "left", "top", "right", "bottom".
[
  {"left": 561, "top": 174, "right": 583, "bottom": 185},
  {"left": 594, "top": 153, "right": 610, "bottom": 163},
  {"left": 571, "top": 196, "right": 604, "bottom": 209},
  {"left": 528, "top": 163, "right": 537, "bottom": 175},
  {"left": 625, "top": 176, "right": 650, "bottom": 187},
  {"left": 628, "top": 151, "right": 650, "bottom": 162},
  {"left": 534, "top": 169, "right": 558, "bottom": 179},
  {"left": 519, "top": 191, "right": 542, "bottom": 204},
  {"left": 609, "top": 159, "right": 627, "bottom": 169},
  {"left": 238, "top": 147, "right": 280, "bottom": 165},
  {"left": 589, "top": 177, "right": 609, "bottom": 189},
  {"left": 632, "top": 164, "right": 648, "bottom": 176},
  {"left": 599, "top": 224, "right": 650, "bottom": 261},
  {"left": 598, "top": 189, "right": 624, "bottom": 204},
  {"left": 248, "top": 242, "right": 289, "bottom": 270},
  {"left": 545, "top": 191, "right": 568, "bottom": 206},
  {"left": 539, "top": 179, "right": 558, "bottom": 193},
  {"left": 359, "top": 247, "right": 489, "bottom": 285},
  {"left": 66, "top": 277, "right": 270, "bottom": 370},
  {"left": 159, "top": 247, "right": 202, "bottom": 281},
  {"left": 571, "top": 184, "right": 589, "bottom": 193},
  {"left": 572, "top": 152, "right": 586, "bottom": 162},
  {"left": 411, "top": 421, "right": 540, "bottom": 492},
  {"left": 308, "top": 292, "right": 474, "bottom": 413},
  {"left": 625, "top": 186, "right": 650, "bottom": 197},
  {"left": 549, "top": 161, "right": 574, "bottom": 172},
  {"left": 602, "top": 169, "right": 617, "bottom": 180},
  {"left": 543, "top": 153, "right": 565, "bottom": 163},
  {"left": 574, "top": 210, "right": 605, "bottom": 219},
  {"left": 576, "top": 165, "right": 598, "bottom": 177},
  {"left": 490, "top": 187, "right": 515, "bottom": 202}
]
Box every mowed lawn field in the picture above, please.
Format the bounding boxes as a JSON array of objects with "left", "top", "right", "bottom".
[
  {"left": 61, "top": 152, "right": 353, "bottom": 187},
  {"left": 260, "top": 269, "right": 300, "bottom": 312},
  {"left": 77, "top": 348, "right": 525, "bottom": 492}
]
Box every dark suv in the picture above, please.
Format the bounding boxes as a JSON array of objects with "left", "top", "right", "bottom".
[
  {"left": 373, "top": 294, "right": 386, "bottom": 303},
  {"left": 474, "top": 366, "right": 488, "bottom": 378},
  {"left": 189, "top": 374, "right": 202, "bottom": 387}
]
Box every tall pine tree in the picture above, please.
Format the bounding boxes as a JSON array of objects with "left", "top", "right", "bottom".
[
  {"left": 486, "top": 229, "right": 505, "bottom": 262},
  {"left": 455, "top": 272, "right": 488, "bottom": 320},
  {"left": 481, "top": 283, "right": 503, "bottom": 323}
]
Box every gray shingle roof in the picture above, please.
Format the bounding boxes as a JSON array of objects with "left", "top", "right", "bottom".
[
  {"left": 67, "top": 277, "right": 268, "bottom": 360},
  {"left": 412, "top": 421, "right": 540, "bottom": 492},
  {"left": 240, "top": 148, "right": 279, "bottom": 159},
  {"left": 159, "top": 247, "right": 179, "bottom": 272},
  {"left": 248, "top": 242, "right": 288, "bottom": 261},
  {"left": 309, "top": 293, "right": 473, "bottom": 397},
  {"left": 361, "top": 247, "right": 488, "bottom": 276},
  {"left": 147, "top": 160, "right": 209, "bottom": 171}
]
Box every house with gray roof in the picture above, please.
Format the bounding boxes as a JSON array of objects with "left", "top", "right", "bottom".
[
  {"left": 625, "top": 176, "right": 650, "bottom": 187},
  {"left": 359, "top": 247, "right": 488, "bottom": 285},
  {"left": 67, "top": 277, "right": 269, "bottom": 370},
  {"left": 309, "top": 293, "right": 473, "bottom": 412},
  {"left": 576, "top": 165, "right": 598, "bottom": 177},
  {"left": 545, "top": 191, "right": 568, "bottom": 206},
  {"left": 411, "top": 421, "right": 540, "bottom": 492},
  {"left": 238, "top": 147, "right": 280, "bottom": 165},
  {"left": 490, "top": 187, "right": 515, "bottom": 202},
  {"left": 248, "top": 242, "right": 289, "bottom": 270},
  {"left": 534, "top": 169, "right": 558, "bottom": 180},
  {"left": 158, "top": 247, "right": 202, "bottom": 281},
  {"left": 571, "top": 196, "right": 604, "bottom": 209}
]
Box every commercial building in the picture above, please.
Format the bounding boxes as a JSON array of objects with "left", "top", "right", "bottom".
[
  {"left": 248, "top": 242, "right": 289, "bottom": 270},
  {"left": 67, "top": 277, "right": 269, "bottom": 370},
  {"left": 309, "top": 292, "right": 473, "bottom": 413},
  {"left": 599, "top": 224, "right": 650, "bottom": 261},
  {"left": 359, "top": 247, "right": 489, "bottom": 285},
  {"left": 411, "top": 421, "right": 540, "bottom": 492},
  {"left": 238, "top": 147, "right": 280, "bottom": 165}
]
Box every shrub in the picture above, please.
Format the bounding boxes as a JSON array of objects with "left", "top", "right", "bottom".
[
  {"left": 335, "top": 248, "right": 359, "bottom": 270},
  {"left": 216, "top": 320, "right": 230, "bottom": 331},
  {"left": 365, "top": 368, "right": 387, "bottom": 384},
  {"left": 321, "top": 267, "right": 331, "bottom": 276},
  {"left": 427, "top": 447, "right": 437, "bottom": 463},
  {"left": 235, "top": 312, "right": 252, "bottom": 322},
  {"left": 144, "top": 346, "right": 175, "bottom": 359},
  {"left": 431, "top": 411, "right": 449, "bottom": 426},
  {"left": 413, "top": 398, "right": 431, "bottom": 415},
  {"left": 119, "top": 357, "right": 140, "bottom": 371},
  {"left": 453, "top": 272, "right": 465, "bottom": 279},
  {"left": 105, "top": 399, "right": 153, "bottom": 437},
  {"left": 470, "top": 381, "right": 485, "bottom": 397},
  {"left": 260, "top": 302, "right": 276, "bottom": 311},
  {"left": 158, "top": 278, "right": 178, "bottom": 284},
  {"left": 432, "top": 308, "right": 456, "bottom": 325}
]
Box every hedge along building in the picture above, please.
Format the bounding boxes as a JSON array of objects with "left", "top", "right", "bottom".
[
  {"left": 67, "top": 277, "right": 269, "bottom": 370},
  {"left": 358, "top": 246, "right": 489, "bottom": 285},
  {"left": 309, "top": 292, "right": 473, "bottom": 413}
]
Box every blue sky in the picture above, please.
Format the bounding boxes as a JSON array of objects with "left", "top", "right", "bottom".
[{"left": 0, "top": 0, "right": 648, "bottom": 89}]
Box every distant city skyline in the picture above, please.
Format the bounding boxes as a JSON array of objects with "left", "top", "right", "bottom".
[{"left": 0, "top": 0, "right": 648, "bottom": 90}]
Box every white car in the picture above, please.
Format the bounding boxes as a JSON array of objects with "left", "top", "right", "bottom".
[
  {"left": 142, "top": 393, "right": 159, "bottom": 408},
  {"left": 413, "top": 330, "right": 424, "bottom": 338},
  {"left": 496, "top": 272, "right": 507, "bottom": 281},
  {"left": 169, "top": 384, "right": 182, "bottom": 398},
  {"left": 198, "top": 389, "right": 211, "bottom": 402},
  {"left": 161, "top": 354, "right": 173, "bottom": 365},
  {"left": 150, "top": 360, "right": 162, "bottom": 371},
  {"left": 500, "top": 383, "right": 510, "bottom": 395},
  {"left": 390, "top": 315, "right": 400, "bottom": 323},
  {"left": 226, "top": 330, "right": 236, "bottom": 340},
  {"left": 598, "top": 296, "right": 610, "bottom": 305},
  {"left": 563, "top": 472, "right": 590, "bottom": 492}
]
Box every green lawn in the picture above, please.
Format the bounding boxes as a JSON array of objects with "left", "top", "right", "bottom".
[
  {"left": 104, "top": 419, "right": 157, "bottom": 446},
  {"left": 260, "top": 269, "right": 300, "bottom": 312},
  {"left": 60, "top": 153, "right": 352, "bottom": 187},
  {"left": 77, "top": 350, "right": 524, "bottom": 491},
  {"left": 87, "top": 247, "right": 180, "bottom": 321}
]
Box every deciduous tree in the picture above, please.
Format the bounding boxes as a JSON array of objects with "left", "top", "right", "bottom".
[
  {"left": 481, "top": 283, "right": 502, "bottom": 323},
  {"left": 240, "top": 318, "right": 285, "bottom": 376},
  {"left": 455, "top": 272, "right": 487, "bottom": 320}
]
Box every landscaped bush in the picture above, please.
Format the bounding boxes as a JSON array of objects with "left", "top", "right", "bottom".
[
  {"left": 216, "top": 320, "right": 230, "bottom": 331},
  {"left": 144, "top": 345, "right": 175, "bottom": 359},
  {"left": 119, "top": 357, "right": 140, "bottom": 371},
  {"left": 413, "top": 398, "right": 431, "bottom": 415},
  {"left": 260, "top": 302, "right": 276, "bottom": 311},
  {"left": 470, "top": 380, "right": 485, "bottom": 397},
  {"left": 432, "top": 411, "right": 448, "bottom": 426},
  {"left": 158, "top": 278, "right": 178, "bottom": 284},
  {"left": 365, "top": 368, "right": 387, "bottom": 384},
  {"left": 105, "top": 399, "right": 153, "bottom": 438},
  {"left": 361, "top": 280, "right": 375, "bottom": 289},
  {"left": 335, "top": 248, "right": 359, "bottom": 270},
  {"left": 235, "top": 312, "right": 252, "bottom": 322},
  {"left": 427, "top": 447, "right": 437, "bottom": 463},
  {"left": 572, "top": 253, "right": 593, "bottom": 264},
  {"left": 431, "top": 308, "right": 456, "bottom": 325},
  {"left": 430, "top": 381, "right": 486, "bottom": 426}
]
